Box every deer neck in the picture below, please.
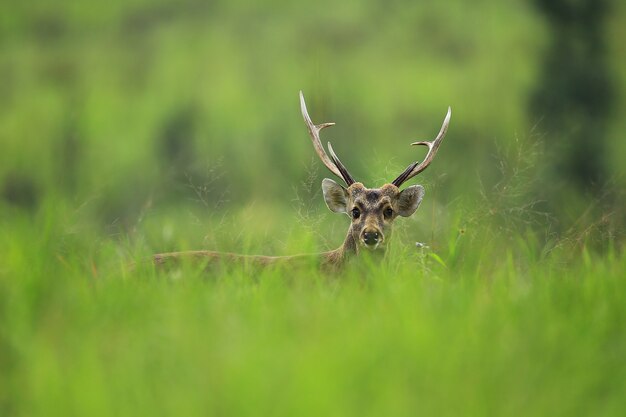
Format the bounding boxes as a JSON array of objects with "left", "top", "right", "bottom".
[
  {"left": 341, "top": 228, "right": 358, "bottom": 257},
  {"left": 329, "top": 226, "right": 386, "bottom": 265}
]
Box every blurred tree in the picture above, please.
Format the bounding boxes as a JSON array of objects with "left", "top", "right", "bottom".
[
  {"left": 530, "top": 0, "right": 615, "bottom": 193},
  {"left": 1, "top": 172, "right": 39, "bottom": 210},
  {"left": 158, "top": 104, "right": 198, "bottom": 183}
]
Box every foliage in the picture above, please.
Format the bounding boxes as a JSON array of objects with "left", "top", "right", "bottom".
[
  {"left": 1, "top": 0, "right": 625, "bottom": 415},
  {"left": 1, "top": 193, "right": 625, "bottom": 416}
]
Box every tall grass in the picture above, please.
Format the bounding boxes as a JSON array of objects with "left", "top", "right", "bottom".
[
  {"left": 1, "top": 1, "right": 625, "bottom": 415},
  {"left": 1, "top": 172, "right": 624, "bottom": 417}
]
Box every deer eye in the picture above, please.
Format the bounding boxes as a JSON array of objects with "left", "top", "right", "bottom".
[
  {"left": 384, "top": 207, "right": 393, "bottom": 219},
  {"left": 351, "top": 207, "right": 361, "bottom": 219}
]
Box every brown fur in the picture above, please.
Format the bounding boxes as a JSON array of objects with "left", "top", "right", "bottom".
[{"left": 151, "top": 182, "right": 423, "bottom": 271}]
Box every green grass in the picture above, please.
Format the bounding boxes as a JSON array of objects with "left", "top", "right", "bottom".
[
  {"left": 1, "top": 0, "right": 626, "bottom": 415},
  {"left": 1, "top": 194, "right": 624, "bottom": 417}
]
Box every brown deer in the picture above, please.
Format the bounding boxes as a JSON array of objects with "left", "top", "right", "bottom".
[{"left": 152, "top": 92, "right": 451, "bottom": 270}]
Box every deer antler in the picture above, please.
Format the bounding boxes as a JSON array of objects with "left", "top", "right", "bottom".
[
  {"left": 392, "top": 107, "right": 451, "bottom": 187},
  {"left": 300, "top": 91, "right": 355, "bottom": 186}
]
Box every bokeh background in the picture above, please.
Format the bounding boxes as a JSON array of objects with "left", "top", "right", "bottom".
[
  {"left": 1, "top": 0, "right": 624, "bottom": 250},
  {"left": 2, "top": 2, "right": 626, "bottom": 416}
]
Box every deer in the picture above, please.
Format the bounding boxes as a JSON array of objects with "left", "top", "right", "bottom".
[{"left": 152, "top": 92, "right": 451, "bottom": 270}]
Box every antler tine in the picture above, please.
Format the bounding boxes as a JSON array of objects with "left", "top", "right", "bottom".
[
  {"left": 327, "top": 142, "right": 356, "bottom": 185},
  {"left": 392, "top": 106, "right": 451, "bottom": 187},
  {"left": 299, "top": 91, "right": 355, "bottom": 186}
]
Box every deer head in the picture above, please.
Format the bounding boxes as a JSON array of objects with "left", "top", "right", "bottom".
[{"left": 300, "top": 91, "right": 451, "bottom": 252}]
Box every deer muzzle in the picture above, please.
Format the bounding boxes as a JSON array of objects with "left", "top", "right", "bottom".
[{"left": 361, "top": 229, "right": 382, "bottom": 248}]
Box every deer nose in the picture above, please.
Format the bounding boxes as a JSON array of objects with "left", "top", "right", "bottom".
[{"left": 362, "top": 230, "right": 380, "bottom": 246}]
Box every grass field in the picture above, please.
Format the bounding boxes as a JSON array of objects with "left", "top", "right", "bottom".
[
  {"left": 2, "top": 0, "right": 626, "bottom": 415},
  {"left": 1, "top": 186, "right": 624, "bottom": 416}
]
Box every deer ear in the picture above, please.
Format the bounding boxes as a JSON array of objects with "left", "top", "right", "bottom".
[
  {"left": 322, "top": 178, "right": 349, "bottom": 213},
  {"left": 397, "top": 185, "right": 425, "bottom": 217}
]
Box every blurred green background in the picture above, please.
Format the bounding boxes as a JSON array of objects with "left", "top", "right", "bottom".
[
  {"left": 1, "top": 2, "right": 626, "bottom": 416},
  {"left": 2, "top": 0, "right": 624, "bottom": 246}
]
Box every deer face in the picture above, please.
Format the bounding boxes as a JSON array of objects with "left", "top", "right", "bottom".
[{"left": 322, "top": 179, "right": 425, "bottom": 250}]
